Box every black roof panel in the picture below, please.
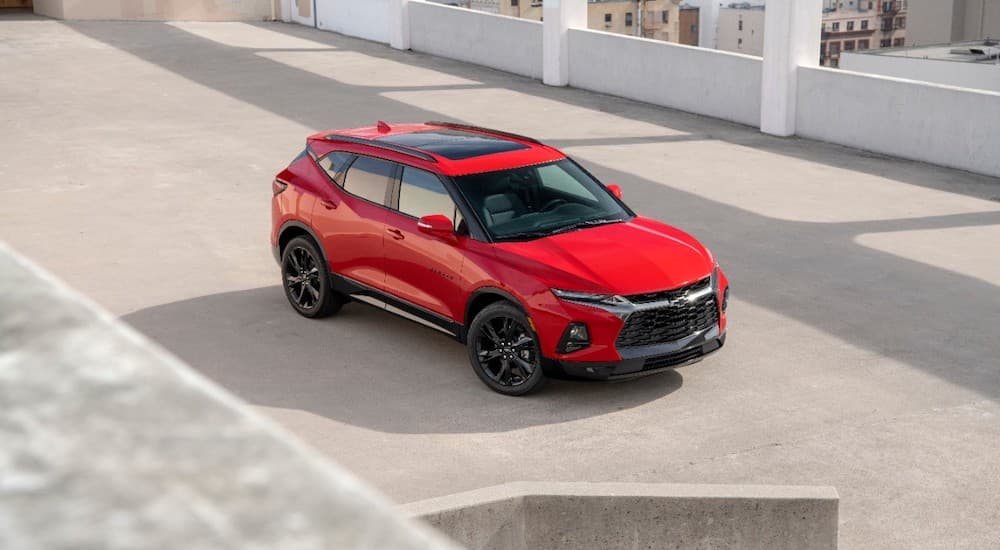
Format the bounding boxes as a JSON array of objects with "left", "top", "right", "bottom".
[{"left": 377, "top": 130, "right": 529, "bottom": 160}]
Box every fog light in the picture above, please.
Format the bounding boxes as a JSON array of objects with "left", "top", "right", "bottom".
[{"left": 559, "top": 322, "right": 591, "bottom": 353}]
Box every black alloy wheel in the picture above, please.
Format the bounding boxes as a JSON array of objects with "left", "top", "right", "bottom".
[
  {"left": 281, "top": 236, "right": 344, "bottom": 318},
  {"left": 467, "top": 302, "right": 546, "bottom": 396}
]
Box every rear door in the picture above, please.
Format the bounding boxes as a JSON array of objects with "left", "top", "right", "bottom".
[
  {"left": 382, "top": 165, "right": 467, "bottom": 321},
  {"left": 312, "top": 154, "right": 396, "bottom": 290}
]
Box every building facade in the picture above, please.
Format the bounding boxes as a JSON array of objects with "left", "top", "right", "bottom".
[
  {"left": 907, "top": 0, "right": 1000, "bottom": 46},
  {"left": 714, "top": 1, "right": 909, "bottom": 65},
  {"left": 824, "top": 0, "right": 907, "bottom": 67},
  {"left": 717, "top": 5, "right": 765, "bottom": 56},
  {"left": 494, "top": 0, "right": 686, "bottom": 43},
  {"left": 679, "top": 5, "right": 700, "bottom": 46}
]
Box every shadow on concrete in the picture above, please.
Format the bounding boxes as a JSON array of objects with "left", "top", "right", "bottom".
[
  {"left": 71, "top": 18, "right": 1000, "bottom": 414},
  {"left": 122, "top": 286, "right": 684, "bottom": 434}
]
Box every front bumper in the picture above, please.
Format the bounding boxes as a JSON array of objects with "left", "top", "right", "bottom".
[{"left": 548, "top": 325, "right": 725, "bottom": 380}]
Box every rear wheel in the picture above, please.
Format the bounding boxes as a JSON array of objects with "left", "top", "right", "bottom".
[
  {"left": 467, "top": 302, "right": 546, "bottom": 396},
  {"left": 281, "top": 236, "right": 344, "bottom": 318}
]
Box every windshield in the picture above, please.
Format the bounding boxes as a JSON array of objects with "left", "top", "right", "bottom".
[{"left": 452, "top": 159, "right": 632, "bottom": 241}]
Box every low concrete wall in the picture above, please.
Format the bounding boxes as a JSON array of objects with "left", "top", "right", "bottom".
[
  {"left": 840, "top": 52, "right": 1000, "bottom": 93},
  {"left": 317, "top": 0, "right": 390, "bottom": 44},
  {"left": 797, "top": 66, "right": 1000, "bottom": 178},
  {"left": 567, "top": 28, "right": 763, "bottom": 127},
  {"left": 405, "top": 482, "right": 840, "bottom": 550},
  {"left": 408, "top": 0, "right": 544, "bottom": 80},
  {"left": 0, "top": 242, "right": 460, "bottom": 550},
  {"left": 34, "top": 0, "right": 276, "bottom": 20}
]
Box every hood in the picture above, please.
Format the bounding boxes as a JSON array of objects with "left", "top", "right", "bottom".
[{"left": 495, "top": 217, "right": 714, "bottom": 296}]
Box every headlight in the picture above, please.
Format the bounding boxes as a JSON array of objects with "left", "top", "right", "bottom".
[{"left": 550, "top": 288, "right": 629, "bottom": 306}]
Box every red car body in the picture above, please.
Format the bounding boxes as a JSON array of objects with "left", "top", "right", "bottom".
[{"left": 271, "top": 122, "right": 728, "bottom": 385}]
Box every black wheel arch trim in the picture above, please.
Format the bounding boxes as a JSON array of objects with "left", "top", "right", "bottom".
[
  {"left": 464, "top": 287, "right": 532, "bottom": 339},
  {"left": 276, "top": 221, "right": 328, "bottom": 268}
]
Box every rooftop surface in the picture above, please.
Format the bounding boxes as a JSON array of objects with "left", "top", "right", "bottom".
[
  {"left": 2, "top": 14, "right": 999, "bottom": 549},
  {"left": 865, "top": 39, "right": 1000, "bottom": 63}
]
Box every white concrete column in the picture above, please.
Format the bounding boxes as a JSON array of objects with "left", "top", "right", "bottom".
[
  {"left": 543, "top": 0, "right": 587, "bottom": 86},
  {"left": 760, "top": 0, "right": 823, "bottom": 136},
  {"left": 389, "top": 0, "right": 411, "bottom": 50},
  {"left": 698, "top": 0, "right": 719, "bottom": 49}
]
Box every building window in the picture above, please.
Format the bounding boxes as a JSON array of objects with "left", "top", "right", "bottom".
[
  {"left": 861, "top": 20, "right": 868, "bottom": 30},
  {"left": 829, "top": 42, "right": 841, "bottom": 55},
  {"left": 896, "top": 16, "right": 905, "bottom": 29},
  {"left": 604, "top": 13, "right": 612, "bottom": 24},
  {"left": 832, "top": 22, "right": 840, "bottom": 31},
  {"left": 820, "top": 42, "right": 827, "bottom": 56},
  {"left": 858, "top": 39, "right": 870, "bottom": 49},
  {"left": 510, "top": 0, "right": 518, "bottom": 5},
  {"left": 880, "top": 38, "right": 891, "bottom": 47},
  {"left": 738, "top": 19, "right": 743, "bottom": 31},
  {"left": 662, "top": 10, "right": 669, "bottom": 23},
  {"left": 625, "top": 12, "right": 633, "bottom": 26},
  {"left": 847, "top": 21, "right": 855, "bottom": 31},
  {"left": 893, "top": 37, "right": 904, "bottom": 47},
  {"left": 844, "top": 40, "right": 855, "bottom": 51},
  {"left": 737, "top": 38, "right": 743, "bottom": 48}
]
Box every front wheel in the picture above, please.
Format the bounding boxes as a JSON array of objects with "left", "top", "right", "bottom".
[{"left": 467, "top": 302, "right": 546, "bottom": 396}]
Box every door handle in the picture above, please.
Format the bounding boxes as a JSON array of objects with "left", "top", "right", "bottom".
[
  {"left": 320, "top": 199, "right": 338, "bottom": 210},
  {"left": 386, "top": 228, "right": 405, "bottom": 240}
]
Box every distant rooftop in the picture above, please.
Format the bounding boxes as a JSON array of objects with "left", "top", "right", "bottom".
[{"left": 864, "top": 40, "right": 1000, "bottom": 64}]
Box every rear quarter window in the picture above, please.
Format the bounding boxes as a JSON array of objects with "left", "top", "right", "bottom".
[{"left": 343, "top": 156, "right": 394, "bottom": 205}]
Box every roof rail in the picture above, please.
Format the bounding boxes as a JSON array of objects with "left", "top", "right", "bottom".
[
  {"left": 424, "top": 121, "right": 542, "bottom": 145},
  {"left": 324, "top": 134, "right": 438, "bottom": 163}
]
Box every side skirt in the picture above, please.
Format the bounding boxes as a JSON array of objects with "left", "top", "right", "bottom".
[{"left": 330, "top": 274, "right": 465, "bottom": 341}]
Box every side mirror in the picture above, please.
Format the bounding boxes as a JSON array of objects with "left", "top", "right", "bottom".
[
  {"left": 607, "top": 184, "right": 623, "bottom": 199},
  {"left": 417, "top": 214, "right": 454, "bottom": 236}
]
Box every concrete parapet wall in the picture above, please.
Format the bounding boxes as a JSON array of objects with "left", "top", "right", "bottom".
[
  {"left": 567, "top": 28, "right": 764, "bottom": 127},
  {"left": 797, "top": 66, "right": 1000, "bottom": 178},
  {"left": 317, "top": 0, "right": 390, "bottom": 44},
  {"left": 840, "top": 52, "right": 1000, "bottom": 94},
  {"left": 0, "top": 242, "right": 460, "bottom": 550},
  {"left": 408, "top": 0, "right": 543, "bottom": 80},
  {"left": 405, "top": 482, "right": 840, "bottom": 550},
  {"left": 33, "top": 0, "right": 276, "bottom": 20}
]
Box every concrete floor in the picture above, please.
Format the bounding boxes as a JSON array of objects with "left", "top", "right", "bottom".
[{"left": 2, "top": 15, "right": 999, "bottom": 549}]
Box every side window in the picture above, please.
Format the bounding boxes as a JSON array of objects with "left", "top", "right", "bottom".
[
  {"left": 398, "top": 167, "right": 457, "bottom": 224},
  {"left": 343, "top": 156, "right": 394, "bottom": 204},
  {"left": 318, "top": 152, "right": 353, "bottom": 185},
  {"left": 535, "top": 163, "right": 597, "bottom": 201}
]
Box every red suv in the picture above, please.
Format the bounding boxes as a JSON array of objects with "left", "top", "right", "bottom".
[{"left": 271, "top": 122, "right": 728, "bottom": 395}]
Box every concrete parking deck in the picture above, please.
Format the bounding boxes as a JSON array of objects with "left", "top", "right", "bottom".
[{"left": 2, "top": 14, "right": 999, "bottom": 549}]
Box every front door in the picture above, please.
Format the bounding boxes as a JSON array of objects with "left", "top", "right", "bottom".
[{"left": 383, "top": 165, "right": 466, "bottom": 321}]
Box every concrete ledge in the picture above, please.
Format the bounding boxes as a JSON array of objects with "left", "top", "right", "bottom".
[
  {"left": 404, "top": 482, "right": 839, "bottom": 550},
  {"left": 0, "top": 242, "right": 459, "bottom": 549}
]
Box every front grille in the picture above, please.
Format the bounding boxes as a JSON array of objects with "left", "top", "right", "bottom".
[
  {"left": 627, "top": 277, "right": 710, "bottom": 305},
  {"left": 641, "top": 346, "right": 705, "bottom": 371},
  {"left": 615, "top": 293, "right": 719, "bottom": 348}
]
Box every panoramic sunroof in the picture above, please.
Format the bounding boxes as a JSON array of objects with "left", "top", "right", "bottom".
[{"left": 378, "top": 130, "right": 529, "bottom": 160}]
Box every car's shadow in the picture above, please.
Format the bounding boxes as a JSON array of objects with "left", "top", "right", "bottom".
[{"left": 122, "top": 286, "right": 683, "bottom": 434}]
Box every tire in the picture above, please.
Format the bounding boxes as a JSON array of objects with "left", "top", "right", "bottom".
[
  {"left": 280, "top": 236, "right": 344, "bottom": 318},
  {"left": 467, "top": 302, "right": 547, "bottom": 396}
]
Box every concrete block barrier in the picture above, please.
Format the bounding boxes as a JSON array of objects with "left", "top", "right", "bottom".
[{"left": 405, "top": 481, "right": 839, "bottom": 550}]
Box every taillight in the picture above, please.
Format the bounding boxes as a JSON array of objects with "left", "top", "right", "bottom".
[{"left": 272, "top": 179, "right": 289, "bottom": 196}]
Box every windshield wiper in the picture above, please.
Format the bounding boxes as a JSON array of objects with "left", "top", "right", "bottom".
[
  {"left": 496, "top": 230, "right": 553, "bottom": 242},
  {"left": 543, "top": 217, "right": 625, "bottom": 236}
]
